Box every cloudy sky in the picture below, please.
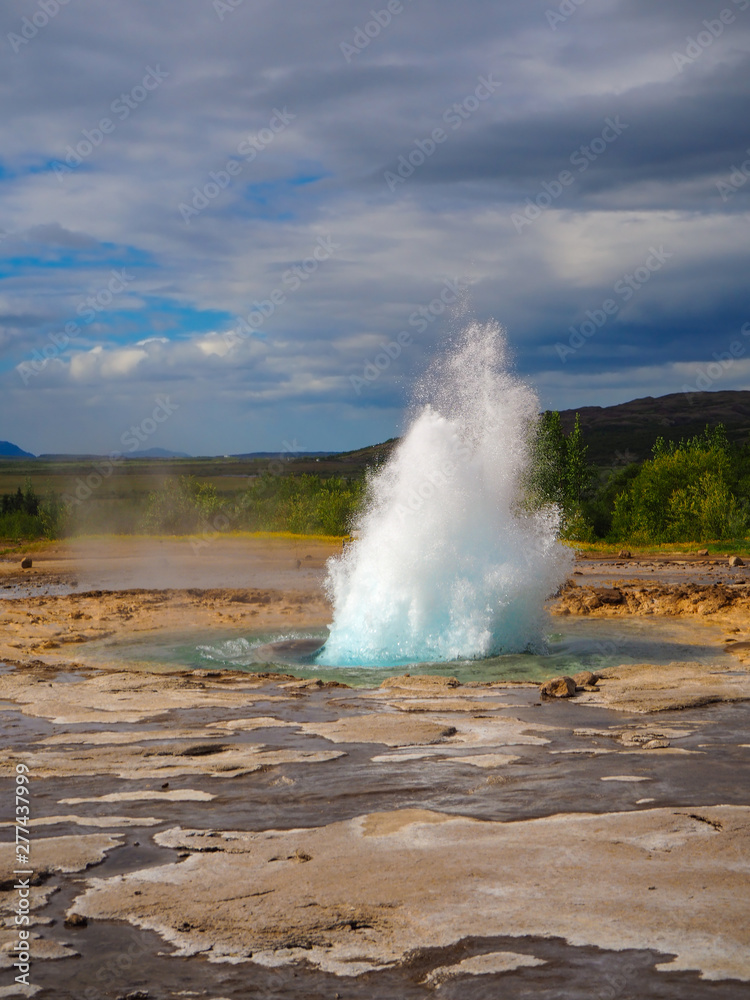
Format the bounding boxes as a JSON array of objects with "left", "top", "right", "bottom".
[{"left": 2, "top": 0, "right": 749, "bottom": 456}]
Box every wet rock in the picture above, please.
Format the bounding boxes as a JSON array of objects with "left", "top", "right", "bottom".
[
  {"left": 0, "top": 935, "right": 79, "bottom": 964},
  {"left": 381, "top": 674, "right": 460, "bottom": 691},
  {"left": 280, "top": 678, "right": 349, "bottom": 690},
  {"left": 74, "top": 805, "right": 750, "bottom": 982},
  {"left": 540, "top": 676, "right": 576, "bottom": 698},
  {"left": 300, "top": 713, "right": 457, "bottom": 747},
  {"left": 619, "top": 731, "right": 668, "bottom": 748},
  {"left": 20, "top": 556, "right": 32, "bottom": 569},
  {"left": 593, "top": 587, "right": 623, "bottom": 604},
  {"left": 728, "top": 555, "right": 744, "bottom": 567},
  {"left": 392, "top": 698, "right": 509, "bottom": 713},
  {"left": 552, "top": 579, "right": 750, "bottom": 618},
  {"left": 618, "top": 733, "right": 671, "bottom": 749},
  {"left": 0, "top": 833, "right": 123, "bottom": 876},
  {"left": 572, "top": 671, "right": 600, "bottom": 689},
  {"left": 575, "top": 660, "right": 750, "bottom": 713},
  {"left": 424, "top": 951, "right": 546, "bottom": 984},
  {"left": 725, "top": 640, "right": 750, "bottom": 659}
]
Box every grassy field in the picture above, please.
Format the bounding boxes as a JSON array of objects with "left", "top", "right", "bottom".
[
  {"left": 0, "top": 455, "right": 367, "bottom": 537},
  {"left": 0, "top": 458, "right": 247, "bottom": 534},
  {"left": 2, "top": 446, "right": 748, "bottom": 552},
  {"left": 0, "top": 456, "right": 278, "bottom": 498},
  {"left": 0, "top": 450, "right": 385, "bottom": 497}
]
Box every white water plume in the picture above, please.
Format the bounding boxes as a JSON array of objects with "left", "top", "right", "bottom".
[{"left": 320, "top": 320, "right": 573, "bottom": 666}]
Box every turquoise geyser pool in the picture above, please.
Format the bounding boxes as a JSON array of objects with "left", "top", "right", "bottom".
[{"left": 77, "top": 615, "right": 735, "bottom": 689}]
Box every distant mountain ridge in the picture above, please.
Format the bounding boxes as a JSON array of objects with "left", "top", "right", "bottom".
[
  {"left": 4, "top": 391, "right": 750, "bottom": 470},
  {"left": 32, "top": 448, "right": 192, "bottom": 460},
  {"left": 0, "top": 440, "right": 35, "bottom": 458},
  {"left": 556, "top": 390, "right": 750, "bottom": 465},
  {"left": 232, "top": 451, "right": 334, "bottom": 459},
  {"left": 328, "top": 392, "right": 750, "bottom": 471},
  {"left": 129, "top": 448, "right": 191, "bottom": 459}
]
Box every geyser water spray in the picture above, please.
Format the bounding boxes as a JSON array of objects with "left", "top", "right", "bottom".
[{"left": 319, "top": 321, "right": 573, "bottom": 666}]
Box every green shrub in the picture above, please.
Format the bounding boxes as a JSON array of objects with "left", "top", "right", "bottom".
[
  {"left": 526, "top": 411, "right": 595, "bottom": 541},
  {"left": 610, "top": 426, "right": 742, "bottom": 543},
  {"left": 235, "top": 473, "right": 363, "bottom": 535},
  {"left": 141, "top": 477, "right": 227, "bottom": 534},
  {"left": 141, "top": 473, "right": 363, "bottom": 536},
  {"left": 0, "top": 481, "right": 67, "bottom": 540}
]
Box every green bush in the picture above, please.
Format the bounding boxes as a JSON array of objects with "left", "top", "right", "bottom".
[
  {"left": 610, "top": 427, "right": 743, "bottom": 543},
  {"left": 0, "top": 482, "right": 67, "bottom": 540},
  {"left": 527, "top": 411, "right": 595, "bottom": 541},
  {"left": 141, "top": 472, "right": 363, "bottom": 536},
  {"left": 235, "top": 473, "right": 363, "bottom": 535},
  {"left": 141, "top": 477, "right": 226, "bottom": 534}
]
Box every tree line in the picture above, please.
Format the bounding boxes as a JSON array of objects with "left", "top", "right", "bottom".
[
  {"left": 2, "top": 416, "right": 748, "bottom": 546},
  {"left": 530, "top": 414, "right": 748, "bottom": 544}
]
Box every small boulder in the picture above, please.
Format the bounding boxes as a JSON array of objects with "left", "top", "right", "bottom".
[
  {"left": 20, "top": 556, "right": 32, "bottom": 569},
  {"left": 540, "top": 675, "right": 576, "bottom": 698},
  {"left": 618, "top": 550, "right": 632, "bottom": 559},
  {"left": 728, "top": 555, "right": 744, "bottom": 567},
  {"left": 572, "top": 670, "right": 600, "bottom": 689}
]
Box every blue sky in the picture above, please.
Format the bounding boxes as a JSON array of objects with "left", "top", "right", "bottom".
[{"left": 1, "top": 0, "right": 749, "bottom": 455}]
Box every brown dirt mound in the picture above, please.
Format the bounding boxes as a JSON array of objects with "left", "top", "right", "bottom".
[{"left": 552, "top": 581, "right": 750, "bottom": 618}]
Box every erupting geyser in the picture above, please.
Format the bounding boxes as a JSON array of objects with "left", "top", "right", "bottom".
[{"left": 319, "top": 321, "right": 573, "bottom": 666}]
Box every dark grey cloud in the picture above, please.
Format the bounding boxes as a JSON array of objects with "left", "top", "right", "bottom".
[{"left": 0, "top": 0, "right": 748, "bottom": 453}]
